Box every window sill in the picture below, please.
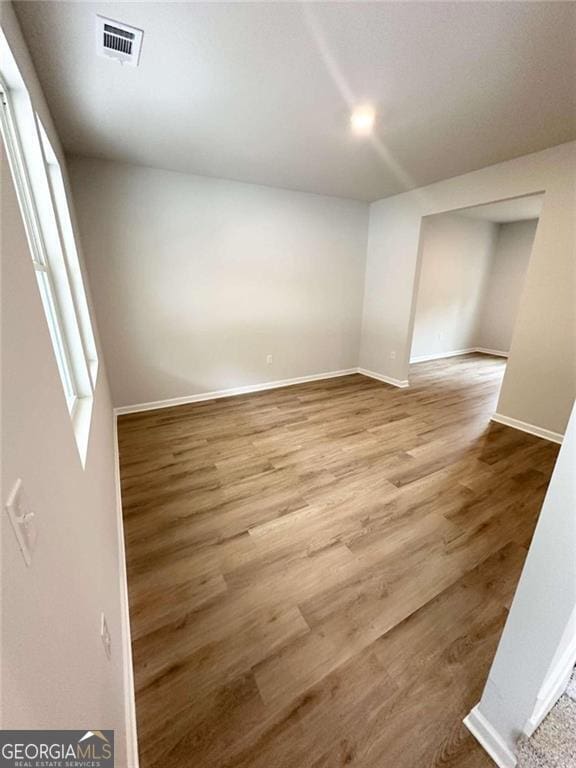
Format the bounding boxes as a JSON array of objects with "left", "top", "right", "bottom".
[
  {"left": 72, "top": 395, "right": 94, "bottom": 468},
  {"left": 89, "top": 358, "right": 99, "bottom": 388}
]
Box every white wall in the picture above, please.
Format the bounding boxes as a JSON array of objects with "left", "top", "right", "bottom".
[
  {"left": 470, "top": 403, "right": 576, "bottom": 758},
  {"left": 68, "top": 158, "right": 369, "bottom": 409},
  {"left": 410, "top": 215, "right": 497, "bottom": 361},
  {"left": 410, "top": 215, "right": 537, "bottom": 361},
  {"left": 360, "top": 141, "right": 576, "bottom": 436},
  {"left": 0, "top": 6, "right": 133, "bottom": 764},
  {"left": 476, "top": 220, "right": 537, "bottom": 354}
]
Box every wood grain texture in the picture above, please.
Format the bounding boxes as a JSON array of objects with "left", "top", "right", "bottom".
[{"left": 118, "top": 355, "right": 559, "bottom": 768}]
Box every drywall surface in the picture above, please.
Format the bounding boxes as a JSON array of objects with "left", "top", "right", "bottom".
[
  {"left": 410, "top": 215, "right": 497, "bottom": 360},
  {"left": 410, "top": 216, "right": 537, "bottom": 361},
  {"left": 68, "top": 158, "right": 369, "bottom": 408},
  {"left": 360, "top": 142, "right": 576, "bottom": 435},
  {"left": 476, "top": 220, "right": 537, "bottom": 353},
  {"left": 0, "top": 6, "right": 131, "bottom": 763},
  {"left": 476, "top": 403, "right": 576, "bottom": 752}
]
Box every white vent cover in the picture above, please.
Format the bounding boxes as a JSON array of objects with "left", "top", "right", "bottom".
[{"left": 96, "top": 16, "right": 143, "bottom": 67}]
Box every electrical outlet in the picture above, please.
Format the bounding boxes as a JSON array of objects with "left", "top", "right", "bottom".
[
  {"left": 266, "top": 354, "right": 273, "bottom": 365},
  {"left": 389, "top": 350, "right": 396, "bottom": 360},
  {"left": 5, "top": 479, "right": 37, "bottom": 567},
  {"left": 100, "top": 613, "right": 112, "bottom": 660}
]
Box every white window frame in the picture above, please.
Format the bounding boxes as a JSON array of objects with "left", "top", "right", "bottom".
[
  {"left": 36, "top": 116, "right": 99, "bottom": 388},
  {"left": 0, "top": 65, "right": 95, "bottom": 465}
]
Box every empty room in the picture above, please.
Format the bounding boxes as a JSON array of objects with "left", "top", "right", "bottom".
[{"left": 1, "top": 3, "right": 575, "bottom": 768}]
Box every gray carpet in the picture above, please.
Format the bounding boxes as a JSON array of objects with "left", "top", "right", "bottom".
[{"left": 517, "top": 670, "right": 576, "bottom": 767}]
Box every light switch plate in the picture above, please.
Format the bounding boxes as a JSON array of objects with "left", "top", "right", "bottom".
[{"left": 5, "top": 478, "right": 37, "bottom": 566}]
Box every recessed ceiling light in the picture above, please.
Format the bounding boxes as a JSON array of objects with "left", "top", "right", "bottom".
[{"left": 350, "top": 105, "right": 375, "bottom": 136}]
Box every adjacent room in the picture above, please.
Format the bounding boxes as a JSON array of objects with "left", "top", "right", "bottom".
[
  {"left": 1, "top": 3, "right": 575, "bottom": 768},
  {"left": 410, "top": 195, "right": 542, "bottom": 366},
  {"left": 408, "top": 194, "right": 543, "bottom": 423}
]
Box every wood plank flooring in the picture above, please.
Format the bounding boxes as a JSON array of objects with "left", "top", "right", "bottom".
[{"left": 118, "top": 355, "right": 559, "bottom": 768}]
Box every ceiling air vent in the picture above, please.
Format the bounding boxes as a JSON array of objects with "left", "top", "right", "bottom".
[{"left": 96, "top": 16, "right": 143, "bottom": 67}]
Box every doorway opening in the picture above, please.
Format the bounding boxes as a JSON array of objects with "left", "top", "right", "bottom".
[{"left": 407, "top": 192, "right": 544, "bottom": 414}]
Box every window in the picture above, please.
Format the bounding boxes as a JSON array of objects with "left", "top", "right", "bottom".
[
  {"left": 0, "top": 57, "right": 97, "bottom": 465},
  {"left": 36, "top": 117, "right": 99, "bottom": 386}
]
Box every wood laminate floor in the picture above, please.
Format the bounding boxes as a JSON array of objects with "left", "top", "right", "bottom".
[{"left": 118, "top": 355, "right": 559, "bottom": 768}]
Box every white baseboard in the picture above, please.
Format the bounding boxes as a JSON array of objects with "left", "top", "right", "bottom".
[
  {"left": 113, "top": 417, "right": 139, "bottom": 767},
  {"left": 410, "top": 348, "right": 477, "bottom": 363},
  {"left": 524, "top": 615, "right": 576, "bottom": 736},
  {"left": 464, "top": 706, "right": 517, "bottom": 768},
  {"left": 357, "top": 367, "right": 410, "bottom": 389},
  {"left": 114, "top": 368, "right": 358, "bottom": 416},
  {"left": 491, "top": 413, "right": 564, "bottom": 445},
  {"left": 114, "top": 366, "right": 414, "bottom": 416},
  {"left": 410, "top": 347, "right": 509, "bottom": 364},
  {"left": 475, "top": 347, "right": 509, "bottom": 358}
]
